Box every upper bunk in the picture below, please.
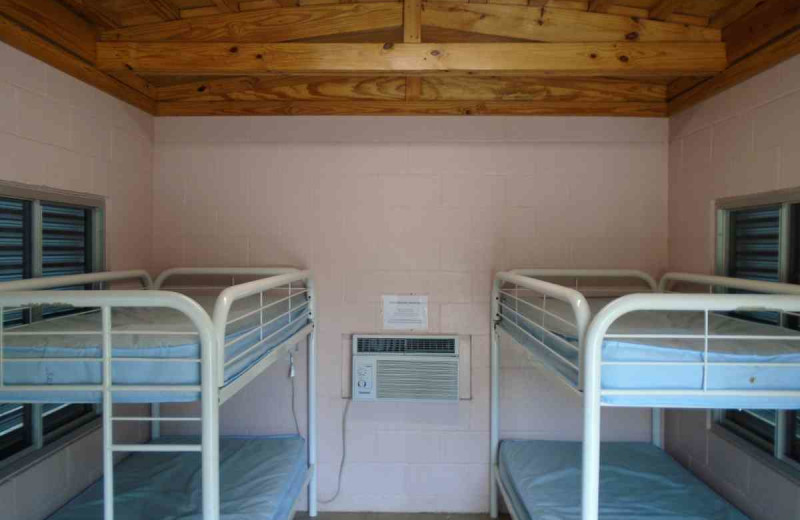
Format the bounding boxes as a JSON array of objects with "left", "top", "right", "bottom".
[
  {"left": 492, "top": 269, "right": 800, "bottom": 410},
  {"left": 0, "top": 267, "right": 315, "bottom": 405}
]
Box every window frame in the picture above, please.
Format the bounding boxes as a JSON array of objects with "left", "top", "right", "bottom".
[
  {"left": 713, "top": 188, "right": 800, "bottom": 475},
  {"left": 0, "top": 181, "right": 105, "bottom": 472}
]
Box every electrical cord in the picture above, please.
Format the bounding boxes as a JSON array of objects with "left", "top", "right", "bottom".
[
  {"left": 318, "top": 398, "right": 351, "bottom": 504},
  {"left": 289, "top": 352, "right": 300, "bottom": 436}
]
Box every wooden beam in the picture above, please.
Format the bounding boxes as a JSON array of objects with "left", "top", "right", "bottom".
[
  {"left": 157, "top": 99, "right": 667, "bottom": 116},
  {"left": 155, "top": 74, "right": 665, "bottom": 102},
  {"left": 404, "top": 0, "right": 421, "bottom": 42},
  {"left": 100, "top": 4, "right": 402, "bottom": 43},
  {"left": 666, "top": 75, "right": 706, "bottom": 99},
  {"left": 421, "top": 3, "right": 721, "bottom": 43},
  {"left": 419, "top": 76, "right": 667, "bottom": 101},
  {"left": 0, "top": 14, "right": 155, "bottom": 113},
  {"left": 588, "top": 0, "right": 613, "bottom": 13},
  {"left": 670, "top": 24, "right": 800, "bottom": 113},
  {"left": 211, "top": 0, "right": 240, "bottom": 12},
  {"left": 97, "top": 41, "right": 728, "bottom": 77},
  {"left": 649, "top": 0, "right": 679, "bottom": 21},
  {"left": 0, "top": 0, "right": 97, "bottom": 63},
  {"left": 59, "top": 0, "right": 120, "bottom": 30},
  {"left": 144, "top": 0, "right": 181, "bottom": 20},
  {"left": 724, "top": 0, "right": 800, "bottom": 64},
  {"left": 157, "top": 75, "right": 405, "bottom": 100},
  {"left": 709, "top": 0, "right": 764, "bottom": 29}
]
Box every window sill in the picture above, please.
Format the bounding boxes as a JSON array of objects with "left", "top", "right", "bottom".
[
  {"left": 0, "top": 417, "right": 101, "bottom": 484},
  {"left": 709, "top": 421, "right": 800, "bottom": 486}
]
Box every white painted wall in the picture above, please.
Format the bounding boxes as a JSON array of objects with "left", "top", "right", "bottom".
[
  {"left": 152, "top": 115, "right": 667, "bottom": 511},
  {"left": 0, "top": 41, "right": 154, "bottom": 520},
  {"left": 667, "top": 54, "right": 800, "bottom": 520}
]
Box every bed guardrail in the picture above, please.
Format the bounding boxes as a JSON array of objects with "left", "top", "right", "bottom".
[
  {"left": 579, "top": 280, "right": 800, "bottom": 520},
  {"left": 510, "top": 269, "right": 658, "bottom": 294},
  {"left": 0, "top": 269, "right": 153, "bottom": 292},
  {"left": 0, "top": 288, "right": 220, "bottom": 520}
]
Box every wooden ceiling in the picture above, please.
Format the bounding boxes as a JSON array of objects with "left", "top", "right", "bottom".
[{"left": 0, "top": 0, "right": 798, "bottom": 116}]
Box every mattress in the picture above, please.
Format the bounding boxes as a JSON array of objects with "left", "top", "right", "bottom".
[
  {"left": 0, "top": 291, "right": 310, "bottom": 403},
  {"left": 498, "top": 294, "right": 800, "bottom": 408},
  {"left": 498, "top": 439, "right": 749, "bottom": 520},
  {"left": 48, "top": 435, "right": 309, "bottom": 520}
]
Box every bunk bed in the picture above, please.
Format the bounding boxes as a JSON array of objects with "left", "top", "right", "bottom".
[
  {"left": 0, "top": 267, "right": 318, "bottom": 520},
  {"left": 490, "top": 269, "right": 800, "bottom": 520}
]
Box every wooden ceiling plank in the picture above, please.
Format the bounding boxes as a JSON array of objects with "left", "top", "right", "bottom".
[
  {"left": 421, "top": 3, "right": 721, "bottom": 43},
  {"left": 709, "top": 0, "right": 764, "bottom": 29},
  {"left": 100, "top": 4, "right": 403, "bottom": 42},
  {"left": 588, "top": 0, "right": 613, "bottom": 13},
  {"left": 144, "top": 0, "right": 181, "bottom": 20},
  {"left": 59, "top": 0, "right": 120, "bottom": 30},
  {"left": 0, "top": 0, "right": 97, "bottom": 63},
  {"left": 670, "top": 23, "right": 800, "bottom": 113},
  {"left": 649, "top": 0, "right": 680, "bottom": 21},
  {"left": 239, "top": 0, "right": 282, "bottom": 10},
  {"left": 180, "top": 6, "right": 224, "bottom": 18},
  {"left": 97, "top": 41, "right": 727, "bottom": 77},
  {"left": 724, "top": 0, "right": 800, "bottom": 64},
  {"left": 211, "top": 0, "right": 241, "bottom": 12},
  {"left": 0, "top": 14, "right": 155, "bottom": 113},
  {"left": 157, "top": 99, "right": 667, "bottom": 116}
]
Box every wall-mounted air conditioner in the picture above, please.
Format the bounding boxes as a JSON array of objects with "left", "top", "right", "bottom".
[{"left": 352, "top": 334, "right": 459, "bottom": 401}]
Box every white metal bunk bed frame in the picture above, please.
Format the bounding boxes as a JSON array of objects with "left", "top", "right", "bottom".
[
  {"left": 489, "top": 269, "right": 800, "bottom": 520},
  {"left": 0, "top": 267, "right": 318, "bottom": 520}
]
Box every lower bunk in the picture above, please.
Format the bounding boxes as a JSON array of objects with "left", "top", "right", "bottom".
[
  {"left": 497, "top": 439, "right": 748, "bottom": 520},
  {"left": 48, "top": 435, "right": 309, "bottom": 520}
]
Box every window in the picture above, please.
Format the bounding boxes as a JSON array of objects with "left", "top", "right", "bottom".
[
  {"left": 0, "top": 186, "right": 104, "bottom": 467},
  {"left": 716, "top": 195, "right": 800, "bottom": 468}
]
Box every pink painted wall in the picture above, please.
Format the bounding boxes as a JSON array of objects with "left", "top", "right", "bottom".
[
  {"left": 0, "top": 41, "right": 154, "bottom": 520},
  {"left": 153, "top": 115, "right": 668, "bottom": 511},
  {"left": 666, "top": 54, "right": 800, "bottom": 520}
]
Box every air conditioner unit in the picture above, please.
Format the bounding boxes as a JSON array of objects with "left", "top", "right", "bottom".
[{"left": 352, "top": 334, "right": 459, "bottom": 401}]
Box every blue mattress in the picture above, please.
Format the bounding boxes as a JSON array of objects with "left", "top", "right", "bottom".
[
  {"left": 499, "top": 295, "right": 800, "bottom": 408},
  {"left": 498, "top": 440, "right": 749, "bottom": 520},
  {"left": 48, "top": 435, "right": 308, "bottom": 520},
  {"left": 0, "top": 293, "right": 310, "bottom": 403}
]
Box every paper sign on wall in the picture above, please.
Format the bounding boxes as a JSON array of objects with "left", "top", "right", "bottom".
[{"left": 382, "top": 295, "right": 428, "bottom": 331}]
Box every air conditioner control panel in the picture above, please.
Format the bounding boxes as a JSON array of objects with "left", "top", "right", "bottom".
[{"left": 352, "top": 357, "right": 375, "bottom": 400}]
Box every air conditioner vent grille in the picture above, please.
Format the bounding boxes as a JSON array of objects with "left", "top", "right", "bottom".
[
  {"left": 376, "top": 359, "right": 459, "bottom": 401},
  {"left": 356, "top": 336, "right": 456, "bottom": 355}
]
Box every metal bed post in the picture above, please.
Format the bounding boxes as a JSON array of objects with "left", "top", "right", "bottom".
[
  {"left": 489, "top": 276, "right": 502, "bottom": 519},
  {"left": 102, "top": 306, "right": 115, "bottom": 520},
  {"left": 201, "top": 298, "right": 221, "bottom": 520},
  {"left": 307, "top": 277, "right": 318, "bottom": 517},
  {"left": 581, "top": 310, "right": 604, "bottom": 520}
]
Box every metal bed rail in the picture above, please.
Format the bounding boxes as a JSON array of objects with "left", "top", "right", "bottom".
[
  {"left": 0, "top": 287, "right": 220, "bottom": 520},
  {"left": 0, "top": 267, "right": 319, "bottom": 519},
  {"left": 151, "top": 266, "right": 318, "bottom": 517},
  {"left": 581, "top": 291, "right": 800, "bottom": 520}
]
